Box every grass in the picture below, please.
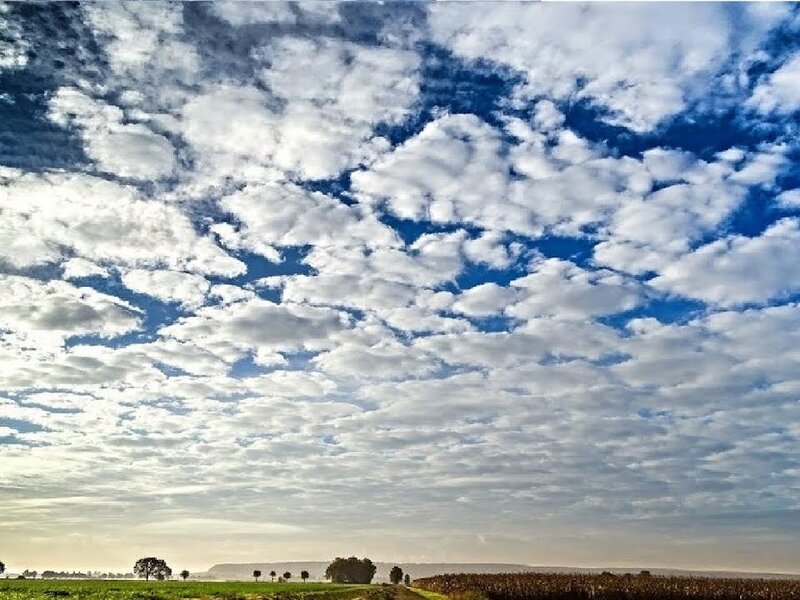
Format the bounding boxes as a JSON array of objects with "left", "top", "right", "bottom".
[
  {"left": 406, "top": 589, "right": 446, "bottom": 600},
  {"left": 0, "top": 580, "right": 372, "bottom": 600}
]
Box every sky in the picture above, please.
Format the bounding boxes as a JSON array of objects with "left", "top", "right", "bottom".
[{"left": 1, "top": 0, "right": 800, "bottom": 575}]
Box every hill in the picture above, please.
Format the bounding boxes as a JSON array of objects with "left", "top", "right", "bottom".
[
  {"left": 200, "top": 563, "right": 537, "bottom": 582},
  {"left": 198, "top": 562, "right": 800, "bottom": 582}
]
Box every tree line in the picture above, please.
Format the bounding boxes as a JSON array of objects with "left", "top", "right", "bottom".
[
  {"left": 134, "top": 556, "right": 408, "bottom": 585},
  {"left": 1, "top": 557, "right": 412, "bottom": 585}
]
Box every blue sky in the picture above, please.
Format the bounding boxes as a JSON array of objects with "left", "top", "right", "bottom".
[{"left": 1, "top": 1, "right": 800, "bottom": 574}]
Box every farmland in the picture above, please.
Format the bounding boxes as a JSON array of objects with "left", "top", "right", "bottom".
[
  {"left": 412, "top": 572, "right": 800, "bottom": 600},
  {"left": 0, "top": 580, "right": 372, "bottom": 600}
]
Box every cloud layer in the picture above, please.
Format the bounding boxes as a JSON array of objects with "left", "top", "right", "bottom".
[{"left": 1, "top": 1, "right": 800, "bottom": 574}]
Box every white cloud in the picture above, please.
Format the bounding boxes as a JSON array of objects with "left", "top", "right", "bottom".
[
  {"left": 180, "top": 84, "right": 280, "bottom": 182},
  {"left": 652, "top": 218, "right": 800, "bottom": 307},
  {"left": 49, "top": 88, "right": 177, "bottom": 179},
  {"left": 0, "top": 170, "right": 244, "bottom": 276},
  {"left": 215, "top": 182, "right": 400, "bottom": 262},
  {"left": 121, "top": 269, "right": 210, "bottom": 309},
  {"left": 4, "top": 2, "right": 800, "bottom": 572},
  {"left": 62, "top": 258, "right": 109, "bottom": 280},
  {"left": 261, "top": 36, "right": 419, "bottom": 126},
  {"left": 211, "top": 2, "right": 341, "bottom": 26},
  {"left": 452, "top": 283, "right": 518, "bottom": 317},
  {"left": 777, "top": 188, "right": 800, "bottom": 208},
  {"left": 353, "top": 114, "right": 511, "bottom": 224},
  {"left": 0, "top": 2, "right": 28, "bottom": 70},
  {"left": 594, "top": 146, "right": 788, "bottom": 275},
  {"left": 0, "top": 274, "right": 140, "bottom": 344},
  {"left": 463, "top": 231, "right": 520, "bottom": 269},
  {"left": 353, "top": 113, "right": 654, "bottom": 238},
  {"left": 507, "top": 258, "right": 643, "bottom": 320},
  {"left": 180, "top": 38, "right": 419, "bottom": 183},
  {"left": 748, "top": 51, "right": 800, "bottom": 114},
  {"left": 428, "top": 3, "right": 785, "bottom": 131},
  {"left": 160, "top": 298, "right": 351, "bottom": 362},
  {"left": 211, "top": 2, "right": 297, "bottom": 26},
  {"left": 313, "top": 339, "right": 439, "bottom": 380},
  {"left": 82, "top": 2, "right": 199, "bottom": 84}
]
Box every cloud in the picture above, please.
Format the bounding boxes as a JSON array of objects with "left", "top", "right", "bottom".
[
  {"left": 352, "top": 113, "right": 509, "bottom": 224},
  {"left": 452, "top": 283, "right": 518, "bottom": 317},
  {"left": 428, "top": 3, "right": 786, "bottom": 131},
  {"left": 49, "top": 88, "right": 177, "bottom": 179},
  {"left": 82, "top": 2, "right": 199, "bottom": 84},
  {"left": 179, "top": 36, "right": 419, "bottom": 184},
  {"left": 62, "top": 258, "right": 110, "bottom": 280},
  {"left": 0, "top": 3, "right": 29, "bottom": 70},
  {"left": 506, "top": 258, "right": 643, "bottom": 320},
  {"left": 777, "top": 188, "right": 800, "bottom": 208},
  {"left": 0, "top": 274, "right": 140, "bottom": 345},
  {"left": 211, "top": 2, "right": 340, "bottom": 26},
  {"left": 3, "top": 1, "right": 800, "bottom": 572},
  {"left": 160, "top": 298, "right": 352, "bottom": 362},
  {"left": 594, "top": 146, "right": 788, "bottom": 275},
  {"left": 651, "top": 218, "right": 800, "bottom": 307},
  {"left": 0, "top": 169, "right": 244, "bottom": 275},
  {"left": 214, "top": 182, "right": 400, "bottom": 262},
  {"left": 121, "top": 269, "right": 210, "bottom": 309},
  {"left": 748, "top": 51, "right": 800, "bottom": 115}
]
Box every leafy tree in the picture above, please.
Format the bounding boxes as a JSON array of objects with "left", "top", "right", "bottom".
[
  {"left": 22, "top": 570, "right": 37, "bottom": 579},
  {"left": 180, "top": 570, "right": 190, "bottom": 581},
  {"left": 253, "top": 570, "right": 262, "bottom": 582},
  {"left": 0, "top": 561, "right": 4, "bottom": 576},
  {"left": 403, "top": 574, "right": 410, "bottom": 586},
  {"left": 269, "top": 571, "right": 276, "bottom": 582},
  {"left": 390, "top": 566, "right": 403, "bottom": 585},
  {"left": 324, "top": 557, "right": 377, "bottom": 584},
  {"left": 134, "top": 557, "right": 172, "bottom": 581},
  {"left": 300, "top": 570, "right": 309, "bottom": 583},
  {"left": 283, "top": 572, "right": 292, "bottom": 581}
]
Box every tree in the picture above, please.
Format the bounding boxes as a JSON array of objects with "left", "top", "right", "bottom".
[
  {"left": 253, "top": 570, "right": 262, "bottom": 582},
  {"left": 269, "top": 571, "right": 276, "bottom": 582},
  {"left": 324, "top": 557, "right": 376, "bottom": 584},
  {"left": 389, "top": 566, "right": 403, "bottom": 585},
  {"left": 134, "top": 557, "right": 172, "bottom": 581},
  {"left": 180, "top": 570, "right": 190, "bottom": 581},
  {"left": 22, "top": 570, "right": 37, "bottom": 580},
  {"left": 0, "top": 561, "right": 4, "bottom": 577},
  {"left": 403, "top": 574, "right": 410, "bottom": 586},
  {"left": 300, "top": 570, "right": 309, "bottom": 583},
  {"left": 283, "top": 572, "right": 292, "bottom": 581}
]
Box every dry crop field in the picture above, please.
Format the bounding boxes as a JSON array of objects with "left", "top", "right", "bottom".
[{"left": 412, "top": 572, "right": 800, "bottom": 600}]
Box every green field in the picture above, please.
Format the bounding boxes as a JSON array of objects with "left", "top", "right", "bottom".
[{"left": 0, "top": 580, "right": 373, "bottom": 600}]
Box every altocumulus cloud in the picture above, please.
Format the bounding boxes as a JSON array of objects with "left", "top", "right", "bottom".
[{"left": 1, "top": 1, "right": 800, "bottom": 573}]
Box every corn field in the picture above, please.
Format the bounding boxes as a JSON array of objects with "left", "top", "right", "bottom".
[{"left": 412, "top": 572, "right": 800, "bottom": 600}]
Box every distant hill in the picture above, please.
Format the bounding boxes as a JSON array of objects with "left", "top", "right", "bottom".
[
  {"left": 198, "top": 562, "right": 800, "bottom": 582},
  {"left": 200, "top": 563, "right": 537, "bottom": 582}
]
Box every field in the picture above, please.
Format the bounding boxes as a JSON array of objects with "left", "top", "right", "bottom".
[
  {"left": 0, "top": 580, "right": 373, "bottom": 600},
  {"left": 412, "top": 572, "right": 800, "bottom": 600}
]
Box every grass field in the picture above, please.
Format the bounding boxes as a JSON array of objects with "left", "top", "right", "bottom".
[{"left": 0, "top": 580, "right": 372, "bottom": 600}]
